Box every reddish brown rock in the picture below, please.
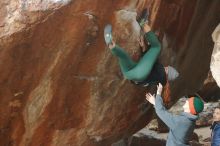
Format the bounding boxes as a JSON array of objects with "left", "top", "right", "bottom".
[
  {"left": 0, "top": 0, "right": 220, "bottom": 146},
  {"left": 168, "top": 0, "right": 220, "bottom": 98},
  {"left": 198, "top": 71, "right": 220, "bottom": 101}
]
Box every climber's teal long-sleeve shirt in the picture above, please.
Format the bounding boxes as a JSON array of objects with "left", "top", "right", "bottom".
[{"left": 111, "top": 31, "right": 161, "bottom": 81}]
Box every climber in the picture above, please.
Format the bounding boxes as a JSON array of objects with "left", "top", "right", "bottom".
[
  {"left": 104, "top": 9, "right": 179, "bottom": 103},
  {"left": 146, "top": 83, "right": 204, "bottom": 146},
  {"left": 211, "top": 107, "right": 220, "bottom": 146}
]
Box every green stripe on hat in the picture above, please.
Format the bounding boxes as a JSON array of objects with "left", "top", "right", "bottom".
[{"left": 194, "top": 96, "right": 204, "bottom": 113}]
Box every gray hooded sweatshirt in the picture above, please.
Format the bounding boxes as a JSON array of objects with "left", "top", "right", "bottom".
[{"left": 155, "top": 95, "right": 198, "bottom": 146}]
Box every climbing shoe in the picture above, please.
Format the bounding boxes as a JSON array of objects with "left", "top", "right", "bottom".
[
  {"left": 137, "top": 8, "right": 149, "bottom": 28},
  {"left": 104, "top": 24, "right": 113, "bottom": 46}
]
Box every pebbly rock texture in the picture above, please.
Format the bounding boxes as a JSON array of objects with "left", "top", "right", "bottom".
[
  {"left": 112, "top": 129, "right": 166, "bottom": 146},
  {"left": 112, "top": 128, "right": 207, "bottom": 146},
  {"left": 0, "top": 0, "right": 220, "bottom": 146}
]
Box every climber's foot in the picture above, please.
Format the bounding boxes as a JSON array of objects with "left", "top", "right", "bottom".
[
  {"left": 104, "top": 24, "right": 113, "bottom": 47},
  {"left": 137, "top": 8, "right": 149, "bottom": 28}
]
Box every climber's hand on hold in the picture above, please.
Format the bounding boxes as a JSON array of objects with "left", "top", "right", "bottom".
[
  {"left": 157, "top": 83, "right": 163, "bottom": 96},
  {"left": 138, "top": 36, "right": 146, "bottom": 52},
  {"left": 138, "top": 36, "right": 144, "bottom": 47},
  {"left": 108, "top": 40, "right": 116, "bottom": 49},
  {"left": 143, "top": 23, "right": 151, "bottom": 33},
  {"left": 145, "top": 93, "right": 155, "bottom": 105}
]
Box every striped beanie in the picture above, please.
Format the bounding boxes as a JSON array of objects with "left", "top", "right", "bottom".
[{"left": 188, "top": 96, "right": 204, "bottom": 115}]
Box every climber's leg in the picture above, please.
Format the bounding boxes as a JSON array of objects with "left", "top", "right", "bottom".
[
  {"left": 104, "top": 23, "right": 161, "bottom": 81},
  {"left": 121, "top": 29, "right": 161, "bottom": 81},
  {"left": 110, "top": 45, "right": 137, "bottom": 73},
  {"left": 120, "top": 9, "right": 161, "bottom": 81},
  {"left": 104, "top": 24, "right": 137, "bottom": 73}
]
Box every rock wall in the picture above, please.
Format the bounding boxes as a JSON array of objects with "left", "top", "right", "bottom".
[
  {"left": 210, "top": 24, "right": 220, "bottom": 87},
  {"left": 153, "top": 0, "right": 220, "bottom": 100},
  {"left": 0, "top": 0, "right": 220, "bottom": 146}
]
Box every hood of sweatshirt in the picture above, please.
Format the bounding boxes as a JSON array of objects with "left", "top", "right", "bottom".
[{"left": 181, "top": 112, "right": 199, "bottom": 121}]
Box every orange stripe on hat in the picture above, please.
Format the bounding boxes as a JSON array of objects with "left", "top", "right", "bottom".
[{"left": 189, "top": 97, "right": 197, "bottom": 115}]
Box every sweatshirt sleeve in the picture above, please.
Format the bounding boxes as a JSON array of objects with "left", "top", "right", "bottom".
[
  {"left": 212, "top": 126, "right": 220, "bottom": 146},
  {"left": 155, "top": 94, "right": 177, "bottom": 128}
]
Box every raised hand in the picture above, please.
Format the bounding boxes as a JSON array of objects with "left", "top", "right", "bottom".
[
  {"left": 157, "top": 83, "right": 163, "bottom": 96},
  {"left": 145, "top": 93, "right": 155, "bottom": 105}
]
